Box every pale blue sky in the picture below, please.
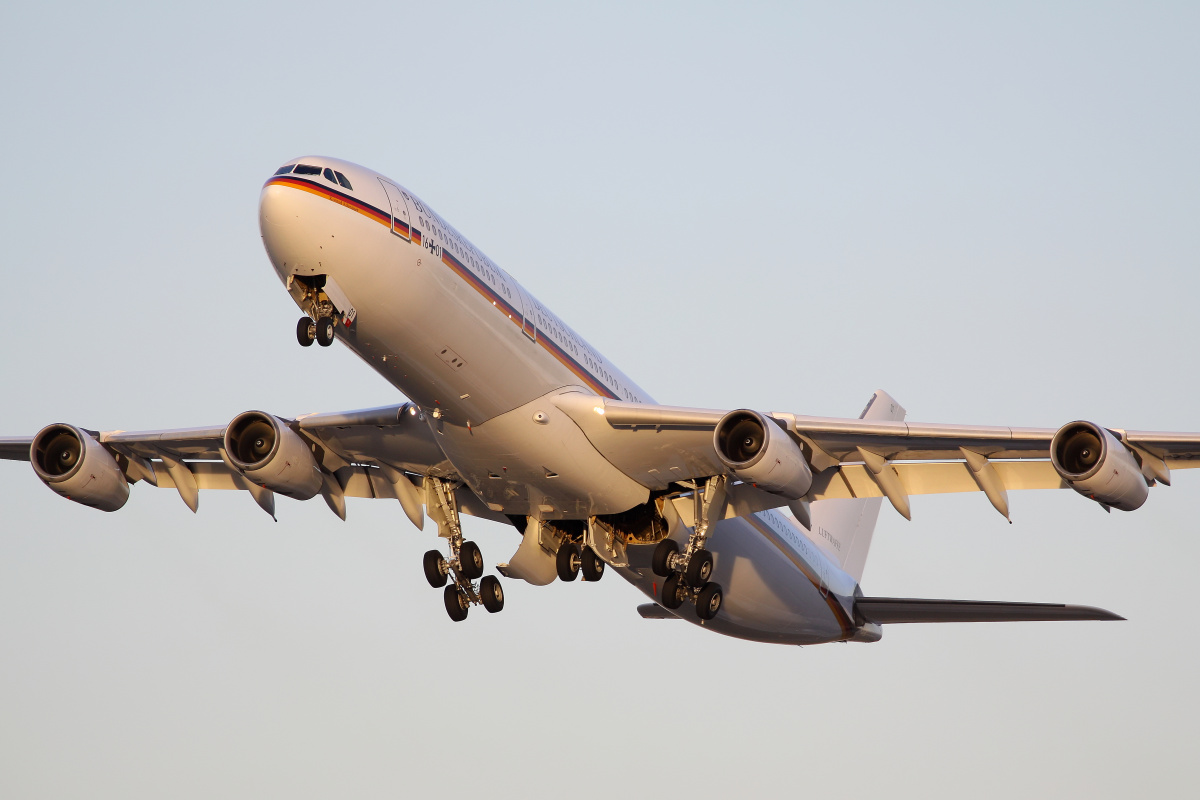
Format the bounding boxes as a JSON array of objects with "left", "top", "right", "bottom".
[{"left": 1, "top": 2, "right": 1197, "bottom": 797}]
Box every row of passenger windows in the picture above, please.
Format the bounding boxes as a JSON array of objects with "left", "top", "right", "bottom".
[{"left": 274, "top": 163, "right": 353, "bottom": 191}]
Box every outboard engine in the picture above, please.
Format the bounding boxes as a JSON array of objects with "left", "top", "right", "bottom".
[
  {"left": 30, "top": 424, "right": 130, "bottom": 511},
  {"left": 1050, "top": 420, "right": 1149, "bottom": 511}
]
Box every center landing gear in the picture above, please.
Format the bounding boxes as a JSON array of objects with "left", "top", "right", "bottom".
[
  {"left": 652, "top": 475, "right": 727, "bottom": 621},
  {"left": 554, "top": 539, "right": 606, "bottom": 583},
  {"left": 296, "top": 315, "right": 336, "bottom": 347},
  {"left": 422, "top": 477, "right": 505, "bottom": 621}
]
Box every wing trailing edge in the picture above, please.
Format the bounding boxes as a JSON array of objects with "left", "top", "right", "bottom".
[{"left": 855, "top": 597, "right": 1124, "bottom": 624}]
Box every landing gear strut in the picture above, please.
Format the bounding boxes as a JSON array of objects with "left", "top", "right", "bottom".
[
  {"left": 423, "top": 477, "right": 505, "bottom": 621},
  {"left": 652, "top": 475, "right": 727, "bottom": 621}
]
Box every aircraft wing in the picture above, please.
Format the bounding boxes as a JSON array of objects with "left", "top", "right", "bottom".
[
  {"left": 553, "top": 389, "right": 1200, "bottom": 520},
  {"left": 0, "top": 403, "right": 505, "bottom": 525}
]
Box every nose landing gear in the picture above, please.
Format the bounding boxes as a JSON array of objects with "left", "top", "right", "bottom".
[
  {"left": 423, "top": 477, "right": 506, "bottom": 622},
  {"left": 652, "top": 475, "right": 727, "bottom": 621}
]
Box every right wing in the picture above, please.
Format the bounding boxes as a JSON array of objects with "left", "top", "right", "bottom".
[{"left": 1, "top": 403, "right": 505, "bottom": 525}]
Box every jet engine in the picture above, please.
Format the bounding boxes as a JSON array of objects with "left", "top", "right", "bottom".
[
  {"left": 30, "top": 424, "right": 130, "bottom": 511},
  {"left": 1050, "top": 420, "right": 1149, "bottom": 511},
  {"left": 713, "top": 410, "right": 813, "bottom": 499},
  {"left": 224, "top": 411, "right": 323, "bottom": 500}
]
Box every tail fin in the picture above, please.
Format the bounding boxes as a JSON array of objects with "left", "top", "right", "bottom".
[{"left": 807, "top": 390, "right": 906, "bottom": 582}]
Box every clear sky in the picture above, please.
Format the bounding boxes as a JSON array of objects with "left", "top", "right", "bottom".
[{"left": 1, "top": 2, "right": 1197, "bottom": 797}]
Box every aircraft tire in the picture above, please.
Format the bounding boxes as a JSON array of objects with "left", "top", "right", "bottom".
[
  {"left": 315, "top": 316, "right": 335, "bottom": 347},
  {"left": 480, "top": 575, "right": 505, "bottom": 613},
  {"left": 296, "top": 316, "right": 315, "bottom": 347},
  {"left": 661, "top": 573, "right": 684, "bottom": 610},
  {"left": 443, "top": 585, "right": 468, "bottom": 622},
  {"left": 685, "top": 549, "right": 714, "bottom": 586},
  {"left": 460, "top": 540, "right": 485, "bottom": 579},
  {"left": 423, "top": 549, "right": 448, "bottom": 588},
  {"left": 651, "top": 539, "right": 678, "bottom": 577},
  {"left": 696, "top": 582, "right": 723, "bottom": 621},
  {"left": 581, "top": 546, "right": 605, "bottom": 581},
  {"left": 556, "top": 542, "right": 580, "bottom": 582}
]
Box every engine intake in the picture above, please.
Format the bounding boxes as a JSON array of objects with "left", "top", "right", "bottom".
[
  {"left": 713, "top": 410, "right": 812, "bottom": 499},
  {"left": 224, "top": 411, "right": 323, "bottom": 500},
  {"left": 1050, "top": 421, "right": 1148, "bottom": 511},
  {"left": 30, "top": 424, "right": 130, "bottom": 511}
]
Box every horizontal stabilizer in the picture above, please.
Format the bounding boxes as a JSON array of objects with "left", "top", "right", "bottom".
[{"left": 855, "top": 597, "right": 1123, "bottom": 624}]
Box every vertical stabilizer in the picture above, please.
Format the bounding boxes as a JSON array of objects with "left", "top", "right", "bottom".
[{"left": 807, "top": 390, "right": 906, "bottom": 582}]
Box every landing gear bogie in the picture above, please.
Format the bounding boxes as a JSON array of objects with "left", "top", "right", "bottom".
[
  {"left": 423, "top": 478, "right": 506, "bottom": 621},
  {"left": 651, "top": 477, "right": 730, "bottom": 619}
]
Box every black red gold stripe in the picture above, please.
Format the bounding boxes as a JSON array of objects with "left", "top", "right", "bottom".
[
  {"left": 268, "top": 174, "right": 618, "bottom": 400},
  {"left": 440, "top": 250, "right": 618, "bottom": 398},
  {"left": 265, "top": 175, "right": 392, "bottom": 227}
]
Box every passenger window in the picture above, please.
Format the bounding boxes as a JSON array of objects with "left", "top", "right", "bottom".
[
  {"left": 274, "top": 164, "right": 295, "bottom": 175},
  {"left": 335, "top": 171, "right": 353, "bottom": 190},
  {"left": 294, "top": 164, "right": 321, "bottom": 175},
  {"left": 323, "top": 168, "right": 338, "bottom": 184}
]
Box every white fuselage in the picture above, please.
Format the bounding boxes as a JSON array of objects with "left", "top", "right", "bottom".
[{"left": 259, "top": 157, "right": 864, "bottom": 645}]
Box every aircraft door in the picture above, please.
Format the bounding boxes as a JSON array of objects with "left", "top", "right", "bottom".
[
  {"left": 378, "top": 179, "right": 412, "bottom": 241},
  {"left": 514, "top": 284, "right": 537, "bottom": 341}
]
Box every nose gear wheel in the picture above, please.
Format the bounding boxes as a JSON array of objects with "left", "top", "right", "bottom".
[{"left": 296, "top": 317, "right": 315, "bottom": 347}]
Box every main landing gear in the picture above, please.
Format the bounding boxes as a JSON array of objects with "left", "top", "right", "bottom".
[
  {"left": 297, "top": 315, "right": 336, "bottom": 347},
  {"left": 554, "top": 539, "right": 606, "bottom": 583},
  {"left": 652, "top": 475, "right": 727, "bottom": 621},
  {"left": 421, "top": 477, "right": 506, "bottom": 622}
]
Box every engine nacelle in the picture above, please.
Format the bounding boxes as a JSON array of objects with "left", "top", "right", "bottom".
[
  {"left": 713, "top": 409, "right": 813, "bottom": 500},
  {"left": 1050, "top": 420, "right": 1149, "bottom": 511},
  {"left": 224, "top": 411, "right": 323, "bottom": 500},
  {"left": 30, "top": 424, "right": 130, "bottom": 512}
]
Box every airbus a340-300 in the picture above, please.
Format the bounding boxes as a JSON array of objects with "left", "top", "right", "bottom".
[{"left": 5, "top": 157, "right": 1194, "bottom": 644}]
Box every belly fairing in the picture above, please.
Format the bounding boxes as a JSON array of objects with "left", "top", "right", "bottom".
[{"left": 619, "top": 516, "right": 856, "bottom": 645}]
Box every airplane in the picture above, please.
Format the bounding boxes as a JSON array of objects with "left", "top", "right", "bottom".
[{"left": 4, "top": 155, "right": 1197, "bottom": 645}]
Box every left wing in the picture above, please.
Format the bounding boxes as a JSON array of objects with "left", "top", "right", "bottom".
[{"left": 554, "top": 389, "right": 1200, "bottom": 520}]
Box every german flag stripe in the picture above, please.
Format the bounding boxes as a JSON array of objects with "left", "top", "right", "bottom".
[
  {"left": 268, "top": 174, "right": 617, "bottom": 400},
  {"left": 264, "top": 176, "right": 391, "bottom": 227},
  {"left": 439, "top": 250, "right": 618, "bottom": 399},
  {"left": 742, "top": 514, "right": 855, "bottom": 636}
]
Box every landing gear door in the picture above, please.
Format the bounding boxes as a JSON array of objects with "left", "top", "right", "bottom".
[{"left": 378, "top": 179, "right": 412, "bottom": 241}]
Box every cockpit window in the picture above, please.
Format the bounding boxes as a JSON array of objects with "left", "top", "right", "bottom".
[
  {"left": 323, "top": 168, "right": 338, "bottom": 184},
  {"left": 334, "top": 171, "right": 353, "bottom": 190},
  {"left": 293, "top": 164, "right": 321, "bottom": 175},
  {"left": 274, "top": 164, "right": 295, "bottom": 175}
]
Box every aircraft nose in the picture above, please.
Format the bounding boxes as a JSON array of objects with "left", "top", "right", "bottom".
[{"left": 259, "top": 173, "right": 316, "bottom": 280}]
